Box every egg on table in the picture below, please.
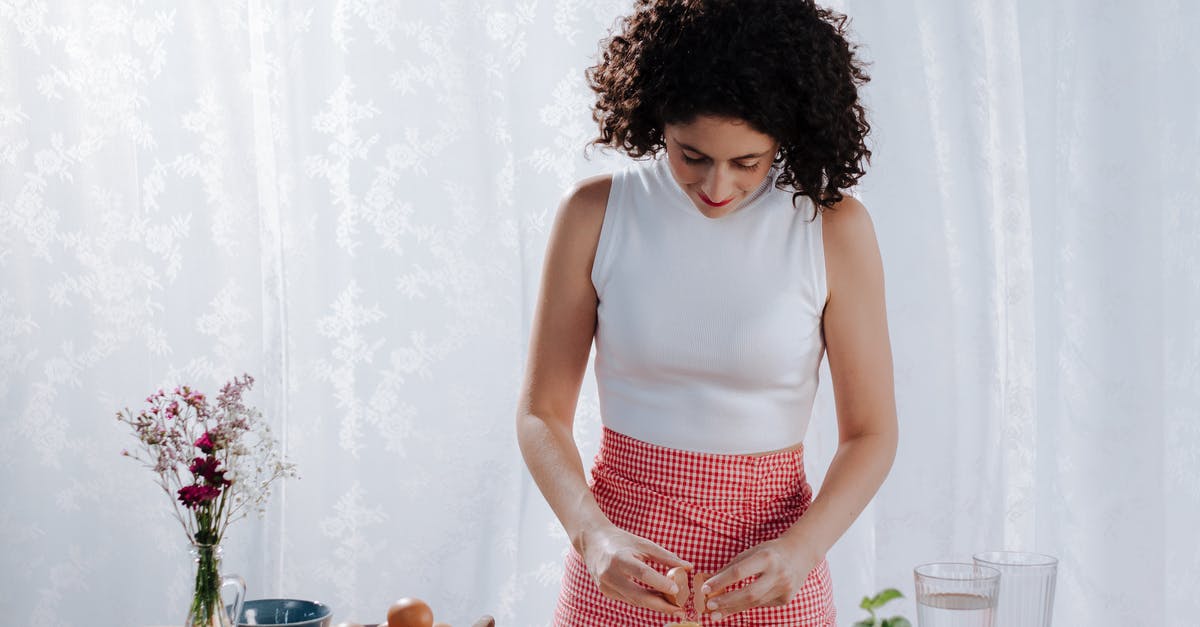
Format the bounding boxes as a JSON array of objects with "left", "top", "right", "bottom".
[{"left": 387, "top": 598, "right": 435, "bottom": 627}]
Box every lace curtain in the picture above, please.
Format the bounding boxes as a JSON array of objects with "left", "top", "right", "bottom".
[{"left": 1, "top": 1, "right": 1196, "bottom": 625}]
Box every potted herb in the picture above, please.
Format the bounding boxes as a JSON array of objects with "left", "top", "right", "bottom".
[{"left": 854, "top": 588, "right": 911, "bottom": 627}]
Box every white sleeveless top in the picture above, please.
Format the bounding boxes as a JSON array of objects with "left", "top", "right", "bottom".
[{"left": 591, "top": 157, "right": 828, "bottom": 455}]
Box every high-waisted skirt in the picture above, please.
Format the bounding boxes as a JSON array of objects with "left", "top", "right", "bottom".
[{"left": 554, "top": 426, "right": 836, "bottom": 626}]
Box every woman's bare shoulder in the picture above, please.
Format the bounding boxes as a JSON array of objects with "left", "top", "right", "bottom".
[
  {"left": 560, "top": 173, "right": 613, "bottom": 222},
  {"left": 820, "top": 194, "right": 874, "bottom": 243},
  {"left": 820, "top": 194, "right": 884, "bottom": 299},
  {"left": 552, "top": 173, "right": 614, "bottom": 251}
]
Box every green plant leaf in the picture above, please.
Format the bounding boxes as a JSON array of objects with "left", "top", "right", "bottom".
[
  {"left": 884, "top": 616, "right": 912, "bottom": 627},
  {"left": 860, "top": 595, "right": 874, "bottom": 611},
  {"left": 852, "top": 620, "right": 876, "bottom": 627},
  {"left": 869, "top": 588, "right": 904, "bottom": 608}
]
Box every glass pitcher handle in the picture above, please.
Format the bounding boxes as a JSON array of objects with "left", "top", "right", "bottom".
[{"left": 221, "top": 573, "right": 247, "bottom": 626}]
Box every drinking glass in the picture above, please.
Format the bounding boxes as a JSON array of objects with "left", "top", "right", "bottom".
[
  {"left": 913, "top": 562, "right": 1000, "bottom": 627},
  {"left": 973, "top": 551, "right": 1057, "bottom": 627}
]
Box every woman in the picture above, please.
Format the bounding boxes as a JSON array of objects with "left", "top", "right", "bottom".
[{"left": 516, "top": 1, "right": 897, "bottom": 624}]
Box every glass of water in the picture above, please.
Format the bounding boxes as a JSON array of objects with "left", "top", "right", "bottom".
[
  {"left": 913, "top": 562, "right": 1001, "bottom": 627},
  {"left": 973, "top": 551, "right": 1057, "bottom": 627}
]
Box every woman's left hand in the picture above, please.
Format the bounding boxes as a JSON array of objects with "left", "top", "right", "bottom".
[{"left": 698, "top": 537, "right": 819, "bottom": 622}]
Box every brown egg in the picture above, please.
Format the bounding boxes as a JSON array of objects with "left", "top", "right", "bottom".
[
  {"left": 693, "top": 572, "right": 711, "bottom": 615},
  {"left": 387, "top": 598, "right": 434, "bottom": 627},
  {"left": 665, "top": 566, "right": 690, "bottom": 607}
]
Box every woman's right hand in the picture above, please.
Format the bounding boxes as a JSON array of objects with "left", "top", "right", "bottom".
[{"left": 577, "top": 523, "right": 694, "bottom": 618}]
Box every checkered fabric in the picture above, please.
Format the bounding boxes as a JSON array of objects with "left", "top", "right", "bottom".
[{"left": 554, "top": 426, "right": 836, "bottom": 626}]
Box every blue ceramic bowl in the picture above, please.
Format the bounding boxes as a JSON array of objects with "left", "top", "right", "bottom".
[{"left": 237, "top": 598, "right": 333, "bottom": 627}]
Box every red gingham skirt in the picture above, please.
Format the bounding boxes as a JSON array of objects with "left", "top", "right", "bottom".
[{"left": 554, "top": 426, "right": 836, "bottom": 626}]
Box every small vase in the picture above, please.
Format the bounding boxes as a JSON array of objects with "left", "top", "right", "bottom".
[{"left": 186, "top": 542, "right": 246, "bottom": 627}]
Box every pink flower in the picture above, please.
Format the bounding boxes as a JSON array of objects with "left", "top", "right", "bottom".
[
  {"left": 177, "top": 484, "right": 221, "bottom": 509},
  {"left": 118, "top": 373, "right": 296, "bottom": 543},
  {"left": 190, "top": 455, "right": 218, "bottom": 475},
  {"left": 189, "top": 456, "right": 231, "bottom": 487},
  {"left": 194, "top": 432, "right": 215, "bottom": 454}
]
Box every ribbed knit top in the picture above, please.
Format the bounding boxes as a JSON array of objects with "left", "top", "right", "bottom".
[{"left": 591, "top": 157, "right": 828, "bottom": 455}]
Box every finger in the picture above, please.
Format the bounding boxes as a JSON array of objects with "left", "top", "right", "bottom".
[
  {"left": 621, "top": 585, "right": 693, "bottom": 618},
  {"left": 634, "top": 539, "right": 693, "bottom": 572},
  {"left": 622, "top": 557, "right": 680, "bottom": 599},
  {"left": 602, "top": 576, "right": 688, "bottom": 618},
  {"left": 704, "top": 577, "right": 777, "bottom": 622},
  {"left": 693, "top": 571, "right": 713, "bottom": 615},
  {"left": 703, "top": 551, "right": 766, "bottom": 598}
]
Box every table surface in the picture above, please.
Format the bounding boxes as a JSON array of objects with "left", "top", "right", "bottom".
[{"left": 149, "top": 614, "right": 494, "bottom": 626}]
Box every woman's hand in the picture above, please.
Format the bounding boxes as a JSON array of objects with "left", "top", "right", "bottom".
[
  {"left": 699, "top": 537, "right": 819, "bottom": 622},
  {"left": 578, "top": 524, "right": 694, "bottom": 618}
]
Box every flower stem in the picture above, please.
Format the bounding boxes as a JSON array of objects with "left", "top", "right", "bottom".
[{"left": 189, "top": 543, "right": 222, "bottom": 626}]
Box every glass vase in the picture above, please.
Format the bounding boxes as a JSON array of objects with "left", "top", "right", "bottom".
[{"left": 186, "top": 542, "right": 246, "bottom": 627}]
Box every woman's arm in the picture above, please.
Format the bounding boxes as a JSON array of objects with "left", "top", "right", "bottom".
[
  {"left": 515, "top": 175, "right": 691, "bottom": 617},
  {"left": 700, "top": 196, "right": 898, "bottom": 620},
  {"left": 778, "top": 194, "right": 898, "bottom": 559},
  {"left": 515, "top": 175, "right": 610, "bottom": 554}
]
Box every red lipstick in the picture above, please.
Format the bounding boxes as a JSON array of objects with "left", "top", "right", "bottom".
[{"left": 698, "top": 192, "right": 733, "bottom": 207}]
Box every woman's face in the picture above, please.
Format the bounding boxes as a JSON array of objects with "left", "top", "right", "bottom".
[{"left": 663, "top": 115, "right": 779, "bottom": 218}]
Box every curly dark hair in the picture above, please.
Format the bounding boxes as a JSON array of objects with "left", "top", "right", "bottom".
[{"left": 586, "top": 0, "right": 872, "bottom": 212}]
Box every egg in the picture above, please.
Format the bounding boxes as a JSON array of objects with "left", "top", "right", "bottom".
[
  {"left": 665, "top": 566, "right": 690, "bottom": 607},
  {"left": 693, "top": 572, "right": 711, "bottom": 615},
  {"left": 387, "top": 598, "right": 434, "bottom": 627},
  {"left": 432, "top": 623, "right": 452, "bottom": 627}
]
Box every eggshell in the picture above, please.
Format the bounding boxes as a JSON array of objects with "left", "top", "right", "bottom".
[
  {"left": 692, "top": 572, "right": 711, "bottom": 615},
  {"left": 666, "top": 566, "right": 690, "bottom": 607}
]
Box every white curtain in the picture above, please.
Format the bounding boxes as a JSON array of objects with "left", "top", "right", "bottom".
[{"left": 1, "top": 1, "right": 1196, "bottom": 626}]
